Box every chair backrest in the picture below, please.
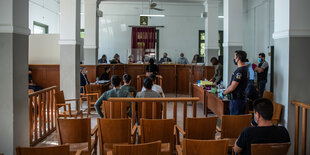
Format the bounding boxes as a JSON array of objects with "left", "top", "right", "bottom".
[
  {"left": 55, "top": 90, "right": 65, "bottom": 104},
  {"left": 140, "top": 119, "right": 175, "bottom": 145},
  {"left": 263, "top": 91, "right": 274, "bottom": 102},
  {"left": 137, "top": 101, "right": 162, "bottom": 120},
  {"left": 16, "top": 145, "right": 70, "bottom": 155},
  {"left": 221, "top": 114, "right": 252, "bottom": 138},
  {"left": 272, "top": 102, "right": 282, "bottom": 125},
  {"left": 56, "top": 118, "right": 91, "bottom": 149},
  {"left": 113, "top": 141, "right": 162, "bottom": 155},
  {"left": 103, "top": 101, "right": 130, "bottom": 118},
  {"left": 85, "top": 84, "right": 102, "bottom": 94},
  {"left": 28, "top": 89, "right": 34, "bottom": 94},
  {"left": 251, "top": 143, "right": 291, "bottom": 155},
  {"left": 185, "top": 117, "right": 218, "bottom": 140},
  {"left": 97, "top": 118, "right": 131, "bottom": 144},
  {"left": 182, "top": 139, "right": 228, "bottom": 155}
]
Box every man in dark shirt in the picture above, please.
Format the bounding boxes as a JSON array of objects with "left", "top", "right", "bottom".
[
  {"left": 159, "top": 52, "right": 172, "bottom": 64},
  {"left": 120, "top": 74, "right": 137, "bottom": 97},
  {"left": 234, "top": 98, "right": 290, "bottom": 155},
  {"left": 80, "top": 67, "right": 89, "bottom": 93},
  {"left": 100, "top": 66, "right": 110, "bottom": 80},
  {"left": 146, "top": 58, "right": 158, "bottom": 75},
  {"left": 98, "top": 54, "right": 107, "bottom": 64},
  {"left": 221, "top": 50, "right": 249, "bottom": 115},
  {"left": 255, "top": 53, "right": 269, "bottom": 97}
]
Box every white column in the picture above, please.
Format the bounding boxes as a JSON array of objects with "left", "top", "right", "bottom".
[
  {"left": 222, "top": 0, "right": 243, "bottom": 87},
  {"left": 84, "top": 0, "right": 99, "bottom": 65},
  {"left": 0, "top": 0, "right": 30, "bottom": 154},
  {"left": 273, "top": 0, "right": 310, "bottom": 154},
  {"left": 204, "top": 0, "right": 219, "bottom": 65},
  {"left": 59, "top": 0, "right": 81, "bottom": 109}
]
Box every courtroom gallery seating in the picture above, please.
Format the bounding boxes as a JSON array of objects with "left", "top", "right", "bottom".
[
  {"left": 55, "top": 90, "right": 83, "bottom": 119},
  {"left": 16, "top": 145, "right": 83, "bottom": 155},
  {"left": 111, "top": 141, "right": 161, "bottom": 155},
  {"left": 176, "top": 139, "right": 228, "bottom": 155}
]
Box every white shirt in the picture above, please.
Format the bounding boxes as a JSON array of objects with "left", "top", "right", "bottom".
[{"left": 141, "top": 84, "right": 165, "bottom": 97}]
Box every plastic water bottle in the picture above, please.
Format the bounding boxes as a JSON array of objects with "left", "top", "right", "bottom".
[{"left": 96, "top": 77, "right": 99, "bottom": 84}]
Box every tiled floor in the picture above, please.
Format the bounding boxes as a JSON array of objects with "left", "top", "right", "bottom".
[{"left": 37, "top": 93, "right": 219, "bottom": 150}]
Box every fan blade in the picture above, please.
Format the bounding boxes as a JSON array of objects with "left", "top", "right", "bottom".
[
  {"left": 150, "top": 3, "right": 157, "bottom": 8},
  {"left": 152, "top": 7, "right": 164, "bottom": 11}
]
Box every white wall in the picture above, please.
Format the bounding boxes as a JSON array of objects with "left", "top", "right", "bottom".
[
  {"left": 98, "top": 2, "right": 205, "bottom": 63},
  {"left": 29, "top": 34, "right": 60, "bottom": 64},
  {"left": 29, "top": 0, "right": 60, "bottom": 34}
]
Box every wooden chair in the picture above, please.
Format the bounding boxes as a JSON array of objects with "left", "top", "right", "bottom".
[
  {"left": 139, "top": 119, "right": 175, "bottom": 155},
  {"left": 176, "top": 139, "right": 228, "bottom": 155},
  {"left": 103, "top": 101, "right": 131, "bottom": 119},
  {"left": 220, "top": 114, "right": 252, "bottom": 149},
  {"left": 111, "top": 141, "right": 162, "bottom": 155},
  {"left": 55, "top": 91, "right": 83, "bottom": 119},
  {"left": 272, "top": 101, "right": 282, "bottom": 125},
  {"left": 28, "top": 89, "right": 34, "bottom": 94},
  {"left": 56, "top": 118, "right": 98, "bottom": 155},
  {"left": 85, "top": 84, "right": 103, "bottom": 117},
  {"left": 16, "top": 145, "right": 83, "bottom": 155},
  {"left": 175, "top": 117, "right": 218, "bottom": 145},
  {"left": 251, "top": 143, "right": 291, "bottom": 155},
  {"left": 80, "top": 86, "right": 87, "bottom": 110},
  {"left": 97, "top": 118, "right": 135, "bottom": 155},
  {"left": 263, "top": 91, "right": 274, "bottom": 101}
]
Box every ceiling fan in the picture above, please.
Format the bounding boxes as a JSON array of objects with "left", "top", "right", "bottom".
[{"left": 149, "top": 0, "right": 165, "bottom": 11}]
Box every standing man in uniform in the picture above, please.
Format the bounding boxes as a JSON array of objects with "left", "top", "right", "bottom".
[
  {"left": 221, "top": 50, "right": 249, "bottom": 115},
  {"left": 254, "top": 53, "right": 269, "bottom": 97}
]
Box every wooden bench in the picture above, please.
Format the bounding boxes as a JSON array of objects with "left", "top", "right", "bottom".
[{"left": 106, "top": 97, "right": 200, "bottom": 128}]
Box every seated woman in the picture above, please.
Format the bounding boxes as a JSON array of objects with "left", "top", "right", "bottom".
[
  {"left": 28, "top": 68, "right": 43, "bottom": 91},
  {"left": 100, "top": 66, "right": 110, "bottom": 80},
  {"left": 191, "top": 54, "right": 199, "bottom": 64},
  {"left": 120, "top": 74, "right": 137, "bottom": 97},
  {"left": 146, "top": 58, "right": 158, "bottom": 76},
  {"left": 141, "top": 74, "right": 165, "bottom": 97},
  {"left": 128, "top": 55, "right": 135, "bottom": 64},
  {"left": 110, "top": 53, "right": 121, "bottom": 64},
  {"left": 136, "top": 78, "right": 161, "bottom": 98}
]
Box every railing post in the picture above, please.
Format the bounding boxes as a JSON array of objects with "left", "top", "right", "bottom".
[
  {"left": 302, "top": 107, "right": 307, "bottom": 155},
  {"left": 295, "top": 105, "right": 300, "bottom": 155},
  {"left": 183, "top": 101, "right": 187, "bottom": 129}
]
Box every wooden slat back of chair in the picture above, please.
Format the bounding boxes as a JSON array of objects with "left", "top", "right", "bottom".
[
  {"left": 140, "top": 119, "right": 175, "bottom": 144},
  {"left": 182, "top": 139, "right": 228, "bottom": 155},
  {"left": 137, "top": 101, "right": 162, "bottom": 120},
  {"left": 251, "top": 143, "right": 291, "bottom": 155},
  {"left": 86, "top": 84, "right": 103, "bottom": 94},
  {"left": 55, "top": 91, "right": 65, "bottom": 104},
  {"left": 103, "top": 101, "right": 130, "bottom": 118},
  {"left": 97, "top": 118, "right": 131, "bottom": 144},
  {"left": 221, "top": 114, "right": 252, "bottom": 138},
  {"left": 16, "top": 145, "right": 70, "bottom": 155},
  {"left": 263, "top": 91, "right": 274, "bottom": 102},
  {"left": 56, "top": 118, "right": 91, "bottom": 145},
  {"left": 272, "top": 102, "right": 282, "bottom": 125},
  {"left": 113, "top": 141, "right": 162, "bottom": 155},
  {"left": 186, "top": 117, "right": 218, "bottom": 140}
]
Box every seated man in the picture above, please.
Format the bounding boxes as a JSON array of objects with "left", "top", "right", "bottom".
[
  {"left": 136, "top": 78, "right": 161, "bottom": 98},
  {"left": 120, "top": 74, "right": 137, "bottom": 97},
  {"left": 100, "top": 66, "right": 110, "bottom": 80},
  {"left": 94, "top": 75, "right": 132, "bottom": 118},
  {"left": 233, "top": 98, "right": 290, "bottom": 155},
  {"left": 141, "top": 74, "right": 165, "bottom": 97},
  {"left": 28, "top": 68, "right": 43, "bottom": 91},
  {"left": 159, "top": 52, "right": 172, "bottom": 64},
  {"left": 80, "top": 67, "right": 89, "bottom": 93},
  {"left": 176, "top": 53, "right": 189, "bottom": 64}
]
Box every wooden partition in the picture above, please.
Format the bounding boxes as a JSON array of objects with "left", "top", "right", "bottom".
[
  {"left": 292, "top": 101, "right": 310, "bottom": 155},
  {"left": 28, "top": 86, "right": 57, "bottom": 146},
  {"left": 29, "top": 64, "right": 214, "bottom": 94},
  {"left": 107, "top": 97, "right": 200, "bottom": 129}
]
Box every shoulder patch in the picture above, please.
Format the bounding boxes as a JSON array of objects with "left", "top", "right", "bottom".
[{"left": 236, "top": 73, "right": 242, "bottom": 80}]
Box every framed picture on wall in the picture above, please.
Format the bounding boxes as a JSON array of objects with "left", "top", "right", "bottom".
[{"left": 140, "top": 16, "right": 148, "bottom": 26}]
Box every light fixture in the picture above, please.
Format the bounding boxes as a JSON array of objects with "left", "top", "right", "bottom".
[
  {"left": 140, "top": 14, "right": 165, "bottom": 17},
  {"left": 218, "top": 16, "right": 224, "bottom": 19}
]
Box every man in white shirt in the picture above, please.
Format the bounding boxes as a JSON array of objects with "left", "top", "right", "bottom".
[{"left": 141, "top": 74, "right": 165, "bottom": 97}]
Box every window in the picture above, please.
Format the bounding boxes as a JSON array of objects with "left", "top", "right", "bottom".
[
  {"left": 199, "top": 30, "right": 205, "bottom": 57},
  {"left": 33, "top": 21, "right": 48, "bottom": 34}
]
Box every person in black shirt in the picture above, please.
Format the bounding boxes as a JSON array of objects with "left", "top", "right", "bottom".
[
  {"left": 159, "top": 52, "right": 172, "bottom": 64},
  {"left": 28, "top": 68, "right": 43, "bottom": 91},
  {"left": 221, "top": 50, "right": 249, "bottom": 115},
  {"left": 110, "top": 53, "right": 121, "bottom": 64},
  {"left": 98, "top": 54, "right": 107, "bottom": 64},
  {"left": 146, "top": 58, "right": 158, "bottom": 75},
  {"left": 254, "top": 53, "right": 269, "bottom": 97},
  {"left": 234, "top": 98, "right": 290, "bottom": 155},
  {"left": 80, "top": 67, "right": 89, "bottom": 93},
  {"left": 100, "top": 66, "right": 110, "bottom": 80}
]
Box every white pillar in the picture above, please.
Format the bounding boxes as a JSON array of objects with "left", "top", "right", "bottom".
[
  {"left": 0, "top": 0, "right": 30, "bottom": 154},
  {"left": 204, "top": 0, "right": 219, "bottom": 65},
  {"left": 59, "top": 0, "right": 81, "bottom": 109},
  {"left": 84, "top": 0, "right": 99, "bottom": 65},
  {"left": 273, "top": 0, "right": 310, "bottom": 154},
  {"left": 222, "top": 0, "right": 243, "bottom": 87}
]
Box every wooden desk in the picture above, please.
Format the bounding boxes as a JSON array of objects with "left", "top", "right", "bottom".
[
  {"left": 191, "top": 84, "right": 207, "bottom": 115},
  {"left": 206, "top": 91, "right": 230, "bottom": 118}
]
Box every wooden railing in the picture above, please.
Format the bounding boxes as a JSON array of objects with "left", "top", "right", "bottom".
[
  {"left": 292, "top": 100, "right": 310, "bottom": 155},
  {"left": 107, "top": 97, "right": 200, "bottom": 129},
  {"left": 28, "top": 86, "right": 57, "bottom": 146}
]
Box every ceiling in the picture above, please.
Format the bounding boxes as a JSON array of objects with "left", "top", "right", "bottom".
[{"left": 102, "top": 0, "right": 206, "bottom": 3}]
